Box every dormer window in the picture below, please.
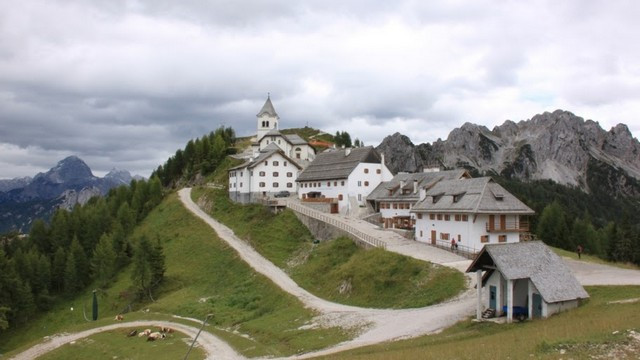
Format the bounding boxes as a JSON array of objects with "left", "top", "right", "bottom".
[
  {"left": 452, "top": 192, "right": 466, "bottom": 203},
  {"left": 432, "top": 193, "right": 444, "bottom": 203},
  {"left": 494, "top": 193, "right": 504, "bottom": 201}
]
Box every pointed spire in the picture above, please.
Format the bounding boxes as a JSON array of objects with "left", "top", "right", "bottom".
[{"left": 256, "top": 94, "right": 279, "bottom": 118}]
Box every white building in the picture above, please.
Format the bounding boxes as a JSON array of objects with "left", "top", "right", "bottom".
[
  {"left": 229, "top": 144, "right": 302, "bottom": 203},
  {"left": 366, "top": 169, "right": 470, "bottom": 230},
  {"left": 228, "top": 96, "right": 315, "bottom": 203},
  {"left": 411, "top": 177, "right": 535, "bottom": 254},
  {"left": 467, "top": 241, "right": 589, "bottom": 323},
  {"left": 296, "top": 146, "right": 393, "bottom": 215}
]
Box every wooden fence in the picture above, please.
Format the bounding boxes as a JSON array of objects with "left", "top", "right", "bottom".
[{"left": 287, "top": 202, "right": 387, "bottom": 249}]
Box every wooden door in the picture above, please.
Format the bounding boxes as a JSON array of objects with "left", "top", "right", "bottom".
[
  {"left": 489, "top": 215, "right": 495, "bottom": 231},
  {"left": 431, "top": 230, "right": 436, "bottom": 245},
  {"left": 500, "top": 215, "right": 506, "bottom": 230}
]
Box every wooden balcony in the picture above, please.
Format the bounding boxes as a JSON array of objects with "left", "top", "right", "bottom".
[{"left": 486, "top": 220, "right": 530, "bottom": 233}]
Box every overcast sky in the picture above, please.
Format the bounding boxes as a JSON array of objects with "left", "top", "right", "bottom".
[{"left": 1, "top": 0, "right": 639, "bottom": 179}]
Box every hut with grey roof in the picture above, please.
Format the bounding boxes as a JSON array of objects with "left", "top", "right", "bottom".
[{"left": 467, "top": 241, "right": 589, "bottom": 322}]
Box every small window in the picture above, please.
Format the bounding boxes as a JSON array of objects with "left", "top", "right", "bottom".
[
  {"left": 358, "top": 181, "right": 362, "bottom": 187},
  {"left": 287, "top": 172, "right": 293, "bottom": 177},
  {"left": 250, "top": 171, "right": 253, "bottom": 176},
  {"left": 364, "top": 168, "right": 369, "bottom": 174},
  {"left": 259, "top": 171, "right": 266, "bottom": 177},
  {"left": 273, "top": 182, "right": 279, "bottom": 188},
  {"left": 240, "top": 182, "right": 243, "bottom": 187},
  {"left": 455, "top": 214, "right": 461, "bottom": 221},
  {"left": 287, "top": 182, "right": 293, "bottom": 188},
  {"left": 440, "top": 233, "right": 450, "bottom": 240},
  {"left": 393, "top": 203, "right": 398, "bottom": 209},
  {"left": 273, "top": 161, "right": 279, "bottom": 166},
  {"left": 264, "top": 161, "right": 268, "bottom": 166},
  {"left": 462, "top": 215, "right": 469, "bottom": 221},
  {"left": 376, "top": 169, "right": 381, "bottom": 174},
  {"left": 338, "top": 194, "right": 343, "bottom": 200},
  {"left": 430, "top": 214, "right": 435, "bottom": 220},
  {"left": 437, "top": 214, "right": 443, "bottom": 220},
  {"left": 259, "top": 182, "right": 265, "bottom": 187},
  {"left": 444, "top": 214, "right": 450, "bottom": 221},
  {"left": 273, "top": 172, "right": 279, "bottom": 177},
  {"left": 278, "top": 140, "right": 281, "bottom": 144},
  {"left": 284, "top": 161, "right": 287, "bottom": 166},
  {"left": 240, "top": 172, "right": 243, "bottom": 177},
  {"left": 364, "top": 181, "right": 369, "bottom": 186},
  {"left": 499, "top": 235, "right": 507, "bottom": 243},
  {"left": 417, "top": 213, "right": 422, "bottom": 219},
  {"left": 327, "top": 182, "right": 331, "bottom": 186},
  {"left": 334, "top": 181, "right": 337, "bottom": 186},
  {"left": 420, "top": 230, "right": 423, "bottom": 237},
  {"left": 341, "top": 181, "right": 345, "bottom": 186},
  {"left": 358, "top": 194, "right": 362, "bottom": 201},
  {"left": 481, "top": 235, "right": 489, "bottom": 243}
]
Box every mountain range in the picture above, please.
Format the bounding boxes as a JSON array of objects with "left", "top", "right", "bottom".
[
  {"left": 377, "top": 110, "right": 640, "bottom": 199},
  {"left": 0, "top": 156, "right": 142, "bottom": 233}
]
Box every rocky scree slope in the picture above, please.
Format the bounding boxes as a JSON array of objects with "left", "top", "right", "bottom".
[{"left": 377, "top": 110, "right": 640, "bottom": 197}]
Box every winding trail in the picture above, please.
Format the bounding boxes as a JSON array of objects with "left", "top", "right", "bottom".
[
  {"left": 180, "top": 188, "right": 477, "bottom": 358},
  {"left": 10, "top": 320, "right": 242, "bottom": 360},
  {"left": 13, "top": 188, "right": 640, "bottom": 360}
]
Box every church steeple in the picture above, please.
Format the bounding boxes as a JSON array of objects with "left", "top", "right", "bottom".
[{"left": 256, "top": 94, "right": 279, "bottom": 140}]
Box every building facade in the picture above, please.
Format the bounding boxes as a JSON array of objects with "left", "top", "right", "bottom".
[
  {"left": 296, "top": 147, "right": 393, "bottom": 214},
  {"left": 367, "top": 169, "right": 470, "bottom": 230},
  {"left": 411, "top": 177, "right": 535, "bottom": 254}
]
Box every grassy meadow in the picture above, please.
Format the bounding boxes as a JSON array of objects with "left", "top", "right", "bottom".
[
  {"left": 192, "top": 187, "right": 465, "bottom": 309},
  {"left": 2, "top": 193, "right": 350, "bottom": 358},
  {"left": 322, "top": 286, "right": 640, "bottom": 360}
]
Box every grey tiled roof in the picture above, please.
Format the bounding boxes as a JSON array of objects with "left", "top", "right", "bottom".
[
  {"left": 296, "top": 146, "right": 381, "bottom": 181},
  {"left": 367, "top": 169, "right": 469, "bottom": 202},
  {"left": 467, "top": 241, "right": 589, "bottom": 303},
  {"left": 229, "top": 146, "right": 302, "bottom": 171},
  {"left": 411, "top": 177, "right": 534, "bottom": 214},
  {"left": 284, "top": 133, "right": 308, "bottom": 145},
  {"left": 257, "top": 96, "right": 278, "bottom": 117}
]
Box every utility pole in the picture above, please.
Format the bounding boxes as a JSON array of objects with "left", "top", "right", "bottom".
[{"left": 183, "top": 313, "right": 213, "bottom": 360}]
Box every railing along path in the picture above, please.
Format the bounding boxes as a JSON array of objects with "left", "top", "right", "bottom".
[{"left": 287, "top": 202, "right": 387, "bottom": 249}]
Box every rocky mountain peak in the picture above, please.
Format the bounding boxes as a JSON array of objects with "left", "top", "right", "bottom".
[
  {"left": 39, "top": 156, "right": 95, "bottom": 184},
  {"left": 104, "top": 168, "right": 133, "bottom": 185}
]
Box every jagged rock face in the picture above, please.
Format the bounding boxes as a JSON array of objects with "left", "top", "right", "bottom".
[
  {"left": 0, "top": 156, "right": 138, "bottom": 233},
  {"left": 0, "top": 176, "right": 32, "bottom": 192},
  {"left": 377, "top": 110, "right": 640, "bottom": 195},
  {"left": 377, "top": 132, "right": 420, "bottom": 173}
]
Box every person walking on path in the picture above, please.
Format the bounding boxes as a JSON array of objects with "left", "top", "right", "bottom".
[
  {"left": 577, "top": 244, "right": 583, "bottom": 259},
  {"left": 451, "top": 238, "right": 457, "bottom": 252}
]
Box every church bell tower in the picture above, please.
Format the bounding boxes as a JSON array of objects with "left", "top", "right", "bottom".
[{"left": 256, "top": 94, "right": 279, "bottom": 141}]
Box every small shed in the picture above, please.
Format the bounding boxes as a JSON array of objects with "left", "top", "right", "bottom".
[{"left": 466, "top": 241, "right": 589, "bottom": 322}]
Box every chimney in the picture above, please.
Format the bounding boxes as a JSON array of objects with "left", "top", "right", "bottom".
[
  {"left": 419, "top": 187, "right": 426, "bottom": 201},
  {"left": 400, "top": 179, "right": 405, "bottom": 189},
  {"left": 413, "top": 180, "right": 418, "bottom": 194},
  {"left": 345, "top": 147, "right": 351, "bottom": 156},
  {"left": 423, "top": 167, "right": 440, "bottom": 173},
  {"left": 380, "top": 152, "right": 385, "bottom": 167}
]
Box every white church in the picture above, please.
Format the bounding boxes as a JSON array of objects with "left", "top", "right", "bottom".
[{"left": 229, "top": 96, "right": 316, "bottom": 203}]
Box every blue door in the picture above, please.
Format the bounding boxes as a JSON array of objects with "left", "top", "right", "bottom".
[
  {"left": 532, "top": 293, "right": 542, "bottom": 318},
  {"left": 489, "top": 286, "right": 497, "bottom": 310}
]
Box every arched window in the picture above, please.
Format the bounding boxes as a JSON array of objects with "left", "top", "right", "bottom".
[{"left": 295, "top": 147, "right": 302, "bottom": 159}]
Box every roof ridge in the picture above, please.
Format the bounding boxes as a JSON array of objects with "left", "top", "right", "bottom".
[{"left": 473, "top": 177, "right": 491, "bottom": 213}]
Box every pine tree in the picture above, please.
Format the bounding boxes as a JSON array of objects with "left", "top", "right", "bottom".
[
  {"left": 29, "top": 219, "right": 50, "bottom": 254},
  {"left": 51, "top": 247, "right": 67, "bottom": 293},
  {"left": 149, "top": 237, "right": 166, "bottom": 288},
  {"left": 131, "top": 236, "right": 152, "bottom": 296},
  {"left": 63, "top": 251, "right": 80, "bottom": 294},
  {"left": 91, "top": 234, "right": 117, "bottom": 287},
  {"left": 69, "top": 237, "right": 89, "bottom": 287}
]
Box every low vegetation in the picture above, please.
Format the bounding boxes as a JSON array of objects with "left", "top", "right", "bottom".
[
  {"left": 3, "top": 194, "right": 349, "bottom": 358},
  {"left": 325, "top": 286, "right": 640, "bottom": 360},
  {"left": 37, "top": 327, "right": 205, "bottom": 360},
  {"left": 192, "top": 187, "right": 465, "bottom": 309}
]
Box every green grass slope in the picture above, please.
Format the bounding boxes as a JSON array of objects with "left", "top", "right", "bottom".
[
  {"left": 38, "top": 327, "right": 205, "bottom": 360},
  {"left": 192, "top": 187, "right": 465, "bottom": 309},
  {"left": 2, "top": 193, "right": 349, "bottom": 358},
  {"left": 325, "top": 286, "right": 640, "bottom": 360}
]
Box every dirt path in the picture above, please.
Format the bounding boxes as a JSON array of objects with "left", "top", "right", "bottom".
[
  {"left": 10, "top": 320, "right": 243, "bottom": 360},
  {"left": 564, "top": 258, "right": 640, "bottom": 286},
  {"left": 179, "top": 188, "right": 477, "bottom": 357}
]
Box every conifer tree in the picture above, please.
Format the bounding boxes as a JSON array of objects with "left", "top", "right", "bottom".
[
  {"left": 63, "top": 251, "right": 80, "bottom": 294},
  {"left": 51, "top": 247, "right": 67, "bottom": 293},
  {"left": 91, "top": 234, "right": 117, "bottom": 287}
]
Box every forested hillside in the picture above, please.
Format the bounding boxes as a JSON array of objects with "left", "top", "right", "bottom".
[{"left": 0, "top": 178, "right": 164, "bottom": 333}]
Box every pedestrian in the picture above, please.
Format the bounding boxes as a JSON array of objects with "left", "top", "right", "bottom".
[
  {"left": 577, "top": 244, "right": 583, "bottom": 259},
  {"left": 451, "top": 238, "right": 456, "bottom": 251}
]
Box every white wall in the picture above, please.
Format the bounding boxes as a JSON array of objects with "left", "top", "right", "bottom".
[
  {"left": 258, "top": 134, "right": 315, "bottom": 162},
  {"left": 297, "top": 160, "right": 391, "bottom": 214},
  {"left": 414, "top": 213, "right": 522, "bottom": 253},
  {"left": 544, "top": 299, "right": 579, "bottom": 318},
  {"left": 229, "top": 152, "right": 299, "bottom": 200}
]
